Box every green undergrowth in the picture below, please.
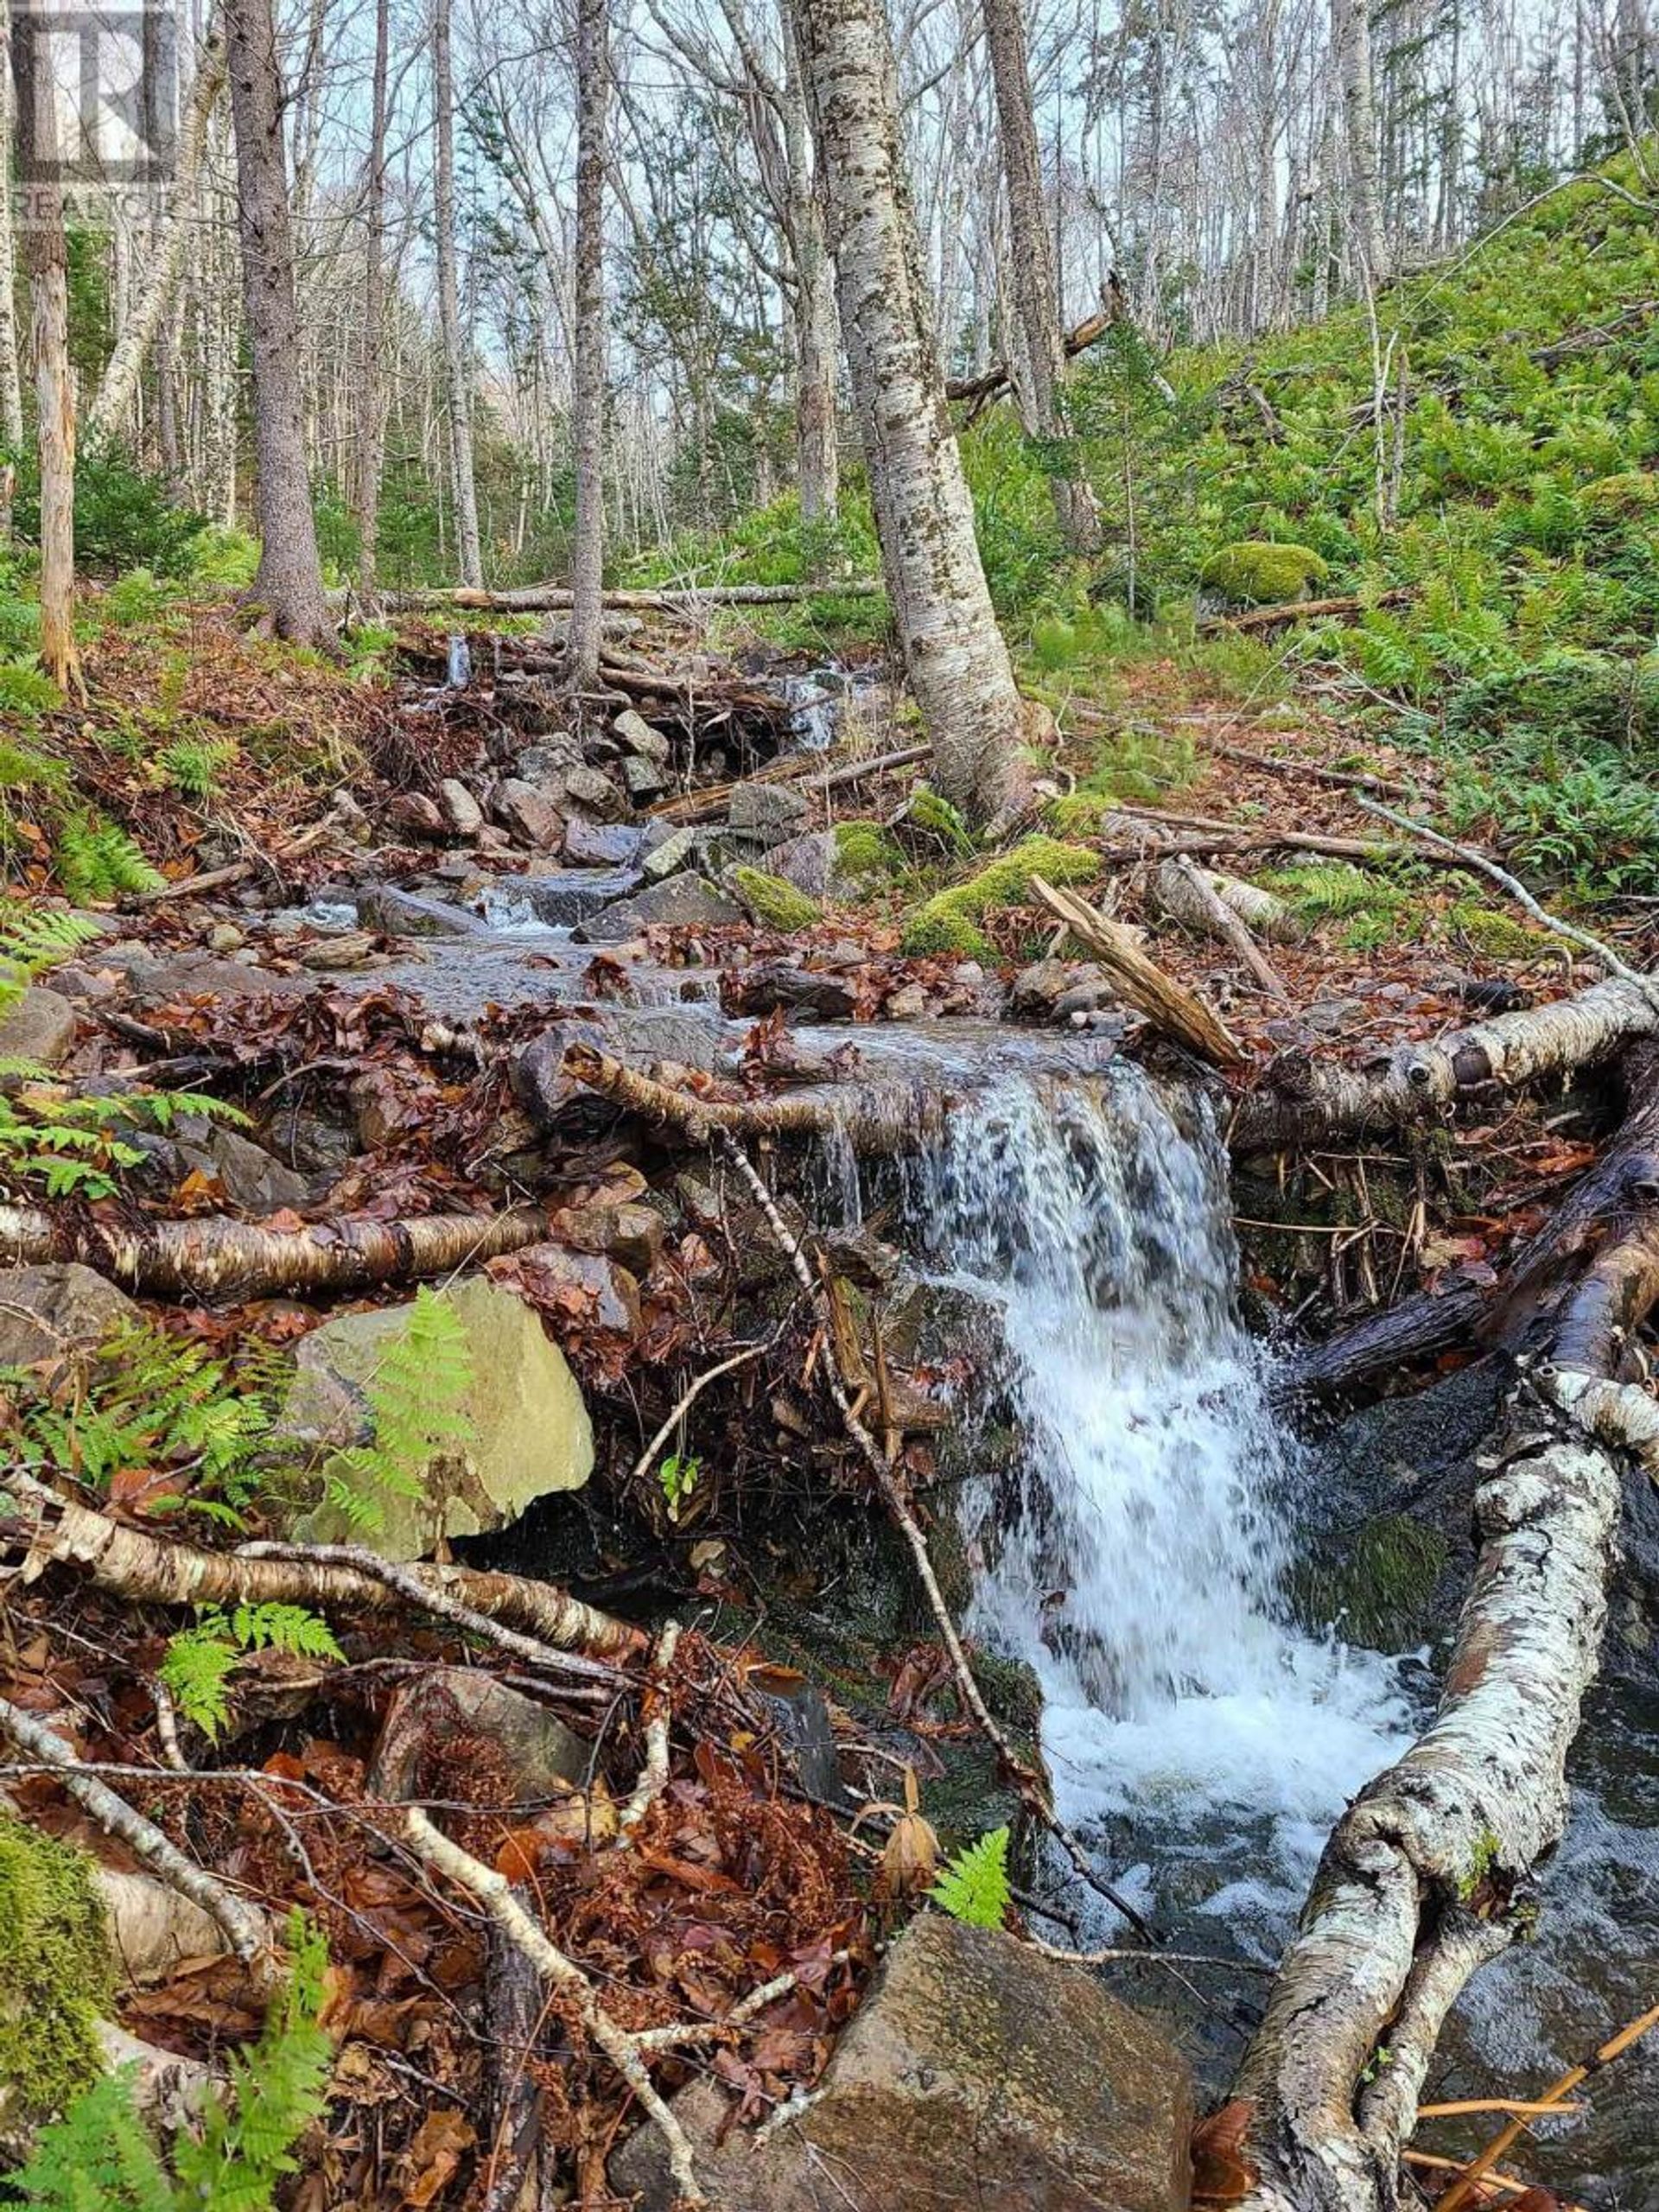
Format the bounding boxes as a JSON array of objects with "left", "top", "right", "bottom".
[
  {"left": 900, "top": 835, "right": 1099, "bottom": 959},
  {"left": 626, "top": 489, "right": 891, "bottom": 652},
  {"left": 0, "top": 1819, "right": 115, "bottom": 2136}
]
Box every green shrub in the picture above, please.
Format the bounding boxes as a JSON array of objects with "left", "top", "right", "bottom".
[
  {"left": 157, "top": 734, "right": 238, "bottom": 798},
  {"left": 53, "top": 812, "right": 163, "bottom": 901},
  {"left": 1198, "top": 541, "right": 1327, "bottom": 606},
  {"left": 1446, "top": 650, "right": 1659, "bottom": 753},
  {"left": 900, "top": 836, "right": 1099, "bottom": 959},
  {"left": 0, "top": 663, "right": 63, "bottom": 720},
  {"left": 0, "top": 594, "right": 41, "bottom": 655},
  {"left": 14, "top": 445, "right": 206, "bottom": 575},
  {"left": 103, "top": 567, "right": 173, "bottom": 626}
]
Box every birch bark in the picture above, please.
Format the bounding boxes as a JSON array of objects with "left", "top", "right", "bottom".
[
  {"left": 15, "top": 2, "right": 78, "bottom": 686},
  {"left": 569, "top": 0, "right": 611, "bottom": 686},
  {"left": 434, "top": 0, "right": 483, "bottom": 588}
]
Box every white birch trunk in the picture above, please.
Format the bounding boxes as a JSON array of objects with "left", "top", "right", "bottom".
[
  {"left": 568, "top": 0, "right": 610, "bottom": 687},
  {"left": 16, "top": 5, "right": 78, "bottom": 687},
  {"left": 1332, "top": 0, "right": 1389, "bottom": 283},
  {"left": 0, "top": 4, "right": 24, "bottom": 454},
  {"left": 434, "top": 0, "right": 483, "bottom": 588}
]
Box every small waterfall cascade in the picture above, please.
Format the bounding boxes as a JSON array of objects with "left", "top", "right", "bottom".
[{"left": 897, "top": 1070, "right": 1411, "bottom": 1927}]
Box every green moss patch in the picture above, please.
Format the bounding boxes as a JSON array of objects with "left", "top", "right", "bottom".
[
  {"left": 900, "top": 836, "right": 1100, "bottom": 959},
  {"left": 1308, "top": 1514, "right": 1451, "bottom": 1649},
  {"left": 729, "top": 866, "right": 822, "bottom": 931},
  {"left": 0, "top": 1818, "right": 115, "bottom": 2133},
  {"left": 832, "top": 820, "right": 905, "bottom": 881},
  {"left": 1199, "top": 541, "right": 1328, "bottom": 606},
  {"left": 902, "top": 786, "right": 976, "bottom": 857}
]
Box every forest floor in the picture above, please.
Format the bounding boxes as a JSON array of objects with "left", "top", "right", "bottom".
[{"left": 3, "top": 595, "right": 1656, "bottom": 2209}]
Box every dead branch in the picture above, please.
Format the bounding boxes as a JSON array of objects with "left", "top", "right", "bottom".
[
  {"left": 402, "top": 1806, "right": 708, "bottom": 2206},
  {"left": 562, "top": 1039, "right": 938, "bottom": 1150},
  {"left": 646, "top": 741, "right": 929, "bottom": 826},
  {"left": 1151, "top": 856, "right": 1290, "bottom": 997},
  {"left": 0, "top": 1202, "right": 550, "bottom": 1300},
  {"left": 944, "top": 301, "right": 1116, "bottom": 410},
  {"left": 1196, "top": 734, "right": 1412, "bottom": 799},
  {"left": 0, "top": 1694, "right": 272, "bottom": 1967},
  {"left": 128, "top": 818, "right": 336, "bottom": 906},
  {"left": 618, "top": 1619, "right": 680, "bottom": 1836},
  {"left": 382, "top": 578, "right": 885, "bottom": 613},
  {"left": 627, "top": 1343, "right": 771, "bottom": 1491},
  {"left": 1199, "top": 587, "right": 1414, "bottom": 633},
  {"left": 1032, "top": 875, "right": 1247, "bottom": 1065},
  {"left": 10, "top": 1467, "right": 643, "bottom": 1664}
]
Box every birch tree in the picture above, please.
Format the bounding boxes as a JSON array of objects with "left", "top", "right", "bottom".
[
  {"left": 15, "top": 0, "right": 78, "bottom": 686},
  {"left": 355, "top": 0, "right": 391, "bottom": 601},
  {"left": 434, "top": 0, "right": 483, "bottom": 587},
  {"left": 224, "top": 0, "right": 330, "bottom": 640},
  {"left": 0, "top": 0, "right": 25, "bottom": 456},
  {"left": 791, "top": 0, "right": 1030, "bottom": 825},
  {"left": 569, "top": 0, "right": 610, "bottom": 685}
]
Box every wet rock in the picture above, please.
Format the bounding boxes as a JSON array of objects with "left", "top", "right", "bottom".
[
  {"left": 551, "top": 1199, "right": 665, "bottom": 1275},
  {"left": 506, "top": 1243, "right": 641, "bottom": 1334},
  {"left": 510, "top": 868, "right": 644, "bottom": 928},
  {"left": 356, "top": 886, "right": 488, "bottom": 938},
  {"left": 388, "top": 791, "right": 446, "bottom": 840},
  {"left": 639, "top": 824, "right": 700, "bottom": 883},
  {"left": 621, "top": 753, "right": 668, "bottom": 804},
  {"left": 514, "top": 1008, "right": 725, "bottom": 1128},
  {"left": 1009, "top": 959, "right": 1111, "bottom": 1020},
  {"left": 573, "top": 874, "right": 741, "bottom": 943},
  {"left": 1055, "top": 979, "right": 1118, "bottom": 1020},
  {"left": 439, "top": 779, "right": 484, "bottom": 838},
  {"left": 614, "top": 1916, "right": 1194, "bottom": 2212},
  {"left": 613, "top": 709, "right": 671, "bottom": 764},
  {"left": 563, "top": 819, "right": 644, "bottom": 869},
  {"left": 122, "top": 953, "right": 309, "bottom": 1003},
  {"left": 301, "top": 931, "right": 378, "bottom": 970},
  {"left": 493, "top": 777, "right": 564, "bottom": 851},
  {"left": 726, "top": 963, "right": 858, "bottom": 1022},
  {"left": 369, "top": 1669, "right": 588, "bottom": 1801},
  {"left": 748, "top": 1674, "right": 847, "bottom": 1806},
  {"left": 884, "top": 982, "right": 930, "bottom": 1021},
  {"left": 562, "top": 765, "right": 627, "bottom": 823},
  {"left": 726, "top": 780, "right": 810, "bottom": 845},
  {"left": 283, "top": 1276, "right": 594, "bottom": 1560},
  {"left": 0, "top": 1263, "right": 139, "bottom": 1367},
  {"left": 0, "top": 986, "right": 75, "bottom": 1068},
  {"left": 175, "top": 1124, "right": 310, "bottom": 1214}
]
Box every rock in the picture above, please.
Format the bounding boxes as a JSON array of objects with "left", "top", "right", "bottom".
[
  {"left": 1054, "top": 978, "right": 1117, "bottom": 1019},
  {"left": 369, "top": 1669, "right": 588, "bottom": 1801},
  {"left": 0, "top": 1263, "right": 139, "bottom": 1366},
  {"left": 493, "top": 778, "right": 565, "bottom": 850},
  {"left": 175, "top": 1125, "right": 310, "bottom": 1214},
  {"left": 122, "top": 953, "right": 309, "bottom": 1003},
  {"left": 621, "top": 753, "right": 668, "bottom": 803},
  {"left": 516, "top": 739, "right": 584, "bottom": 788},
  {"left": 264, "top": 1107, "right": 357, "bottom": 1178},
  {"left": 727, "top": 866, "right": 822, "bottom": 931},
  {"left": 562, "top": 765, "right": 627, "bottom": 823},
  {"left": 507, "top": 1244, "right": 641, "bottom": 1336},
  {"left": 207, "top": 922, "right": 245, "bottom": 953},
  {"left": 283, "top": 1276, "right": 594, "bottom": 1559},
  {"left": 748, "top": 1675, "right": 847, "bottom": 1806},
  {"left": 573, "top": 874, "right": 741, "bottom": 943},
  {"left": 356, "top": 886, "right": 488, "bottom": 938},
  {"left": 439, "top": 779, "right": 485, "bottom": 838},
  {"left": 301, "top": 931, "right": 378, "bottom": 970},
  {"left": 514, "top": 1008, "right": 726, "bottom": 1128},
  {"left": 639, "top": 824, "right": 701, "bottom": 883},
  {"left": 551, "top": 1199, "right": 664, "bottom": 1275},
  {"left": 766, "top": 829, "right": 838, "bottom": 899},
  {"left": 389, "top": 791, "right": 447, "bottom": 840},
  {"left": 563, "top": 819, "right": 645, "bottom": 868},
  {"left": 726, "top": 780, "right": 810, "bottom": 845},
  {"left": 0, "top": 986, "right": 75, "bottom": 1068},
  {"left": 884, "top": 983, "right": 930, "bottom": 1021},
  {"left": 614, "top": 1916, "right": 1194, "bottom": 2212},
  {"left": 725, "top": 963, "right": 858, "bottom": 1022},
  {"left": 613, "top": 709, "right": 671, "bottom": 763},
  {"left": 507, "top": 868, "right": 644, "bottom": 928}
]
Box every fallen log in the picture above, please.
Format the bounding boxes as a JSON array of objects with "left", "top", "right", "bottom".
[
  {"left": 647, "top": 741, "right": 929, "bottom": 826},
  {"left": 1150, "top": 856, "right": 1291, "bottom": 996},
  {"left": 1199, "top": 587, "right": 1414, "bottom": 634},
  {"left": 1032, "top": 875, "right": 1247, "bottom": 1067},
  {"left": 382, "top": 579, "right": 885, "bottom": 614},
  {"left": 0, "top": 1203, "right": 549, "bottom": 1300}
]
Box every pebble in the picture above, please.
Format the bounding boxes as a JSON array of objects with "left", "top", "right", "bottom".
[{"left": 207, "top": 922, "right": 245, "bottom": 952}]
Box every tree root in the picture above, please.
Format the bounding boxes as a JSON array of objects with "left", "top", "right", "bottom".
[{"left": 0, "top": 1202, "right": 550, "bottom": 1300}]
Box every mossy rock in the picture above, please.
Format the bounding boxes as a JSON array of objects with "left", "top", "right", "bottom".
[
  {"left": 901, "top": 786, "right": 976, "bottom": 858},
  {"left": 728, "top": 866, "right": 823, "bottom": 931},
  {"left": 1198, "top": 541, "right": 1327, "bottom": 607},
  {"left": 833, "top": 819, "right": 906, "bottom": 882},
  {"left": 1446, "top": 649, "right": 1659, "bottom": 752},
  {"left": 1298, "top": 1513, "right": 1451, "bottom": 1649},
  {"left": 0, "top": 1818, "right": 115, "bottom": 2136},
  {"left": 1581, "top": 470, "right": 1659, "bottom": 524},
  {"left": 899, "top": 836, "right": 1100, "bottom": 961}
]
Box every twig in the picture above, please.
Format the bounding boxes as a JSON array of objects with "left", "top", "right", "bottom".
[
  {"left": 1352, "top": 794, "right": 1653, "bottom": 991},
  {"left": 618, "top": 1620, "right": 680, "bottom": 1836},
  {"left": 627, "top": 1344, "right": 769, "bottom": 1491},
  {"left": 0, "top": 1694, "right": 271, "bottom": 1967},
  {"left": 1033, "top": 1938, "right": 1274, "bottom": 1974},
  {"left": 151, "top": 1681, "right": 191, "bottom": 1772},
  {"left": 632, "top": 1959, "right": 845, "bottom": 2050},
  {"left": 402, "top": 1807, "right": 707, "bottom": 2206},
  {"left": 714, "top": 1129, "right": 1160, "bottom": 1945}
]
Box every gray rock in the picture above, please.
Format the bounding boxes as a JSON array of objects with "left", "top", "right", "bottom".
[
  {"left": 0, "top": 987, "right": 76, "bottom": 1069},
  {"left": 1009, "top": 959, "right": 1076, "bottom": 1017},
  {"left": 0, "top": 1263, "right": 140, "bottom": 1367},
  {"left": 439, "top": 779, "right": 484, "bottom": 837},
  {"left": 264, "top": 1107, "right": 357, "bottom": 1178},
  {"left": 884, "top": 982, "right": 930, "bottom": 1021},
  {"left": 562, "top": 765, "right": 627, "bottom": 823},
  {"left": 613, "top": 709, "right": 671, "bottom": 764},
  {"left": 174, "top": 1124, "right": 310, "bottom": 1215},
  {"left": 639, "top": 824, "right": 700, "bottom": 883},
  {"left": 509, "top": 1243, "right": 641, "bottom": 1335},
  {"left": 357, "top": 885, "right": 490, "bottom": 938},
  {"left": 369, "top": 1669, "right": 588, "bottom": 1801},
  {"left": 551, "top": 1198, "right": 665, "bottom": 1275},
  {"left": 515, "top": 740, "right": 583, "bottom": 788},
  {"left": 613, "top": 1916, "right": 1194, "bottom": 2212},
  {"left": 621, "top": 753, "right": 668, "bottom": 803},
  {"left": 573, "top": 874, "right": 741, "bottom": 943},
  {"left": 766, "top": 829, "right": 838, "bottom": 899},
  {"left": 283, "top": 1277, "right": 594, "bottom": 1560},
  {"left": 514, "top": 1007, "right": 726, "bottom": 1128},
  {"left": 563, "top": 819, "right": 645, "bottom": 869},
  {"left": 727, "top": 780, "right": 810, "bottom": 844},
  {"left": 493, "top": 778, "right": 564, "bottom": 850},
  {"left": 123, "top": 954, "right": 310, "bottom": 1003},
  {"left": 510, "top": 868, "right": 644, "bottom": 928}
]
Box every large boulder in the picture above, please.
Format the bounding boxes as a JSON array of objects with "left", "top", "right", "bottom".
[
  {"left": 727, "top": 780, "right": 810, "bottom": 845},
  {"left": 0, "top": 1263, "right": 139, "bottom": 1368},
  {"left": 282, "top": 1276, "right": 594, "bottom": 1560},
  {"left": 0, "top": 986, "right": 76, "bottom": 1068},
  {"left": 573, "top": 874, "right": 741, "bottom": 943},
  {"left": 613, "top": 1916, "right": 1194, "bottom": 2212}
]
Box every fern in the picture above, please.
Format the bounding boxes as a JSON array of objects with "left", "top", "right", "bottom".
[
  {"left": 156, "top": 735, "right": 238, "bottom": 798},
  {"left": 0, "top": 660, "right": 62, "bottom": 719},
  {"left": 928, "top": 1825, "right": 1012, "bottom": 1929},
  {"left": 0, "top": 899, "right": 99, "bottom": 1016},
  {"left": 162, "top": 1605, "right": 342, "bottom": 1738},
  {"left": 15, "top": 1914, "right": 332, "bottom": 2212},
  {"left": 54, "top": 812, "right": 163, "bottom": 901},
  {"left": 321, "top": 1286, "right": 474, "bottom": 1533},
  {"left": 0, "top": 1085, "right": 248, "bottom": 1201}
]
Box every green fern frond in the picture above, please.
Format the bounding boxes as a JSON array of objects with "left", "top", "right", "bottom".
[
  {"left": 321, "top": 1287, "right": 475, "bottom": 1532},
  {"left": 928, "top": 1826, "right": 1012, "bottom": 1929},
  {"left": 54, "top": 813, "right": 163, "bottom": 902}
]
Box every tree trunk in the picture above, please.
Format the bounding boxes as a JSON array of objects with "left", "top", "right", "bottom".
[
  {"left": 433, "top": 0, "right": 483, "bottom": 588},
  {"left": 354, "top": 0, "right": 391, "bottom": 603},
  {"left": 0, "top": 2, "right": 26, "bottom": 454},
  {"left": 568, "top": 0, "right": 610, "bottom": 687},
  {"left": 982, "top": 0, "right": 1099, "bottom": 550},
  {"left": 15, "top": 5, "right": 79, "bottom": 689},
  {"left": 791, "top": 0, "right": 1029, "bottom": 827},
  {"left": 1332, "top": 0, "right": 1388, "bottom": 283},
  {"left": 224, "top": 0, "right": 329, "bottom": 642},
  {"left": 782, "top": 15, "right": 838, "bottom": 524},
  {"left": 86, "top": 30, "right": 228, "bottom": 444}
]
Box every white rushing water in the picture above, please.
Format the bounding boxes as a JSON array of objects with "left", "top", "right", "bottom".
[{"left": 907, "top": 1070, "right": 1413, "bottom": 1934}]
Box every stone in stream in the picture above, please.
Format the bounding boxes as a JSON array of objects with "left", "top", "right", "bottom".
[
  {"left": 0, "top": 986, "right": 76, "bottom": 1068},
  {"left": 387, "top": 791, "right": 446, "bottom": 840},
  {"left": 726, "top": 779, "right": 810, "bottom": 845},
  {"left": 281, "top": 1276, "right": 594, "bottom": 1560},
  {"left": 119, "top": 951, "right": 311, "bottom": 1002},
  {"left": 0, "top": 1263, "right": 139, "bottom": 1367},
  {"left": 572, "top": 874, "right": 741, "bottom": 943},
  {"left": 356, "top": 885, "right": 490, "bottom": 938},
  {"left": 613, "top": 708, "right": 672, "bottom": 763},
  {"left": 613, "top": 1916, "right": 1194, "bottom": 2212},
  {"left": 514, "top": 1008, "right": 726, "bottom": 1128},
  {"left": 725, "top": 963, "right": 859, "bottom": 1022},
  {"left": 563, "top": 818, "right": 645, "bottom": 868},
  {"left": 639, "top": 823, "right": 700, "bottom": 883},
  {"left": 492, "top": 777, "right": 564, "bottom": 851},
  {"left": 508, "top": 868, "right": 644, "bottom": 928}
]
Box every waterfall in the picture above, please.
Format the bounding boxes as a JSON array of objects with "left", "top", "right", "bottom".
[{"left": 899, "top": 1069, "right": 1411, "bottom": 1931}]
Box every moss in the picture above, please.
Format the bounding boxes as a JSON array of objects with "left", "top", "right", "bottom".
[
  {"left": 1199, "top": 540, "right": 1328, "bottom": 607},
  {"left": 832, "top": 819, "right": 905, "bottom": 880},
  {"left": 0, "top": 1818, "right": 115, "bottom": 2133},
  {"left": 904, "top": 787, "right": 976, "bottom": 857},
  {"left": 1581, "top": 470, "right": 1658, "bottom": 522},
  {"left": 1306, "top": 1515, "right": 1451, "bottom": 1649},
  {"left": 1446, "top": 899, "right": 1544, "bottom": 957},
  {"left": 900, "top": 836, "right": 1099, "bottom": 960},
  {"left": 729, "top": 866, "right": 822, "bottom": 931}
]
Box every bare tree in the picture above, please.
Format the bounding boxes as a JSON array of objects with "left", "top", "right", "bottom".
[
  {"left": 0, "top": 0, "right": 25, "bottom": 456},
  {"left": 569, "top": 0, "right": 611, "bottom": 686},
  {"left": 1333, "top": 0, "right": 1388, "bottom": 280},
  {"left": 791, "top": 0, "right": 1029, "bottom": 826},
  {"left": 434, "top": 0, "right": 483, "bottom": 587},
  {"left": 14, "top": 0, "right": 79, "bottom": 687},
  {"left": 355, "top": 0, "right": 391, "bottom": 601},
  {"left": 224, "top": 0, "right": 330, "bottom": 641}
]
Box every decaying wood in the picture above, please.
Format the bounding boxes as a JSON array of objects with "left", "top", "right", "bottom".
[
  {"left": 944, "top": 300, "right": 1116, "bottom": 412},
  {"left": 403, "top": 1806, "right": 709, "bottom": 2206},
  {"left": 0, "top": 1201, "right": 549, "bottom": 1300},
  {"left": 10, "top": 1467, "right": 643, "bottom": 1664},
  {"left": 1151, "top": 856, "right": 1290, "bottom": 997},
  {"left": 1032, "top": 874, "right": 1247, "bottom": 1066},
  {"left": 1230, "top": 973, "right": 1659, "bottom": 1153},
  {"left": 562, "top": 1039, "right": 937, "bottom": 1150},
  {"left": 0, "top": 1694, "right": 273, "bottom": 1968},
  {"left": 382, "top": 578, "right": 885, "bottom": 613},
  {"left": 647, "top": 741, "right": 929, "bottom": 826},
  {"left": 1284, "top": 1281, "right": 1487, "bottom": 1400},
  {"left": 1199, "top": 587, "right": 1414, "bottom": 632},
  {"left": 1194, "top": 733, "right": 1412, "bottom": 799}
]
